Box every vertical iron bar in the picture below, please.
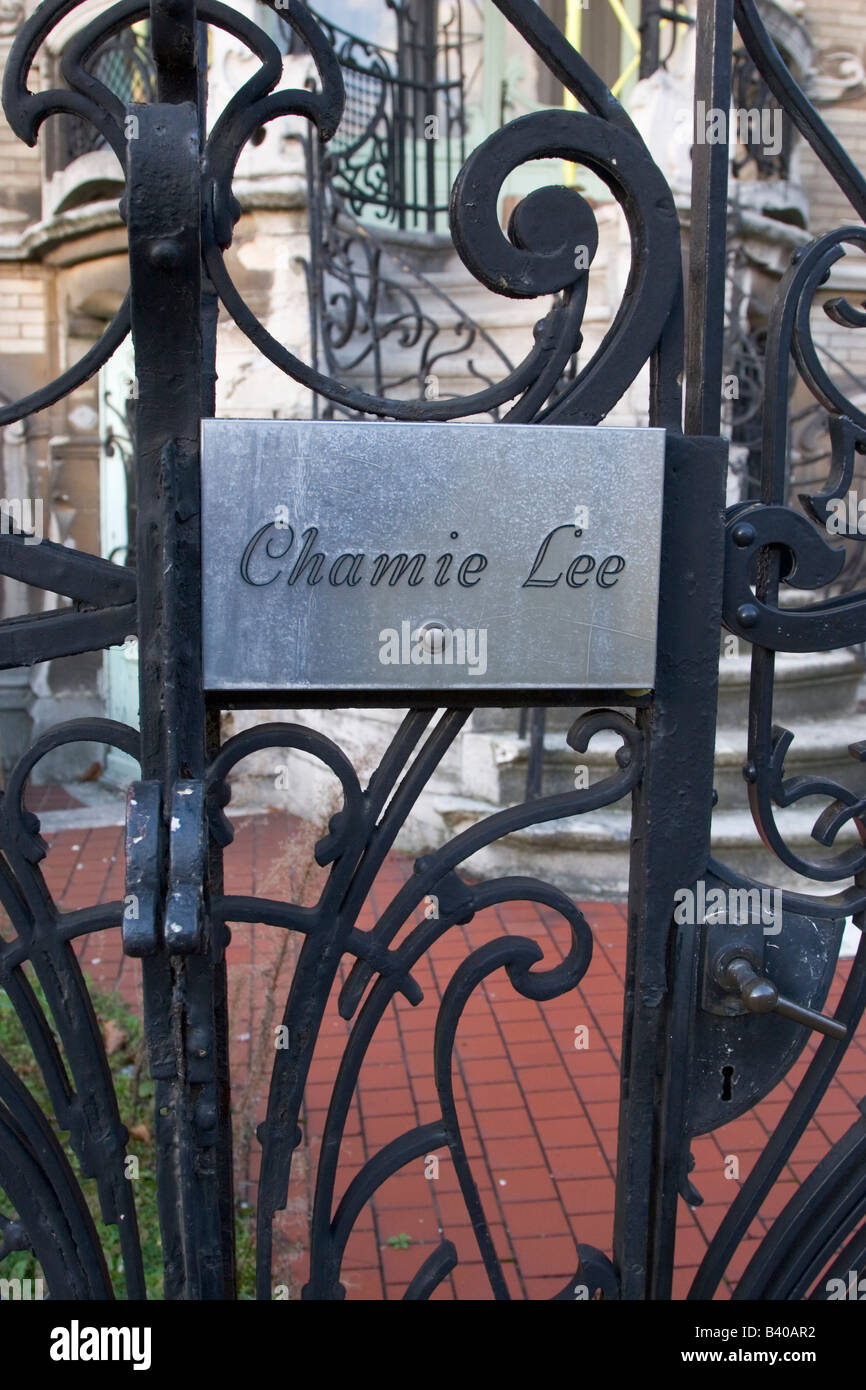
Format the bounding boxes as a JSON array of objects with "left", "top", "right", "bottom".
[
  {"left": 197, "top": 13, "right": 236, "bottom": 1299},
  {"left": 615, "top": 0, "right": 733, "bottom": 1298},
  {"left": 526, "top": 707, "right": 546, "bottom": 799},
  {"left": 639, "top": 0, "right": 660, "bottom": 80},
  {"left": 394, "top": 7, "right": 408, "bottom": 230},
  {"left": 127, "top": 0, "right": 233, "bottom": 1298},
  {"left": 615, "top": 435, "right": 728, "bottom": 1299},
  {"left": 684, "top": 0, "right": 733, "bottom": 436},
  {"left": 306, "top": 135, "right": 323, "bottom": 420},
  {"left": 206, "top": 700, "right": 236, "bottom": 1300},
  {"left": 422, "top": 2, "right": 438, "bottom": 233}
]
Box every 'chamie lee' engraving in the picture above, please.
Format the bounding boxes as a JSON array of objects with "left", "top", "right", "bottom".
[
  {"left": 239, "top": 521, "right": 626, "bottom": 592},
  {"left": 202, "top": 419, "right": 665, "bottom": 691},
  {"left": 239, "top": 523, "right": 487, "bottom": 589}
]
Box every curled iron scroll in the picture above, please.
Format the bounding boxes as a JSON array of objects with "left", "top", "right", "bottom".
[
  {"left": 201, "top": 0, "right": 682, "bottom": 423},
  {"left": 206, "top": 708, "right": 640, "bottom": 1297},
  {"left": 719, "top": 1, "right": 866, "bottom": 889}
]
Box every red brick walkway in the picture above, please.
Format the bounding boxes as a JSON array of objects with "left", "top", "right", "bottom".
[{"left": 42, "top": 810, "right": 866, "bottom": 1300}]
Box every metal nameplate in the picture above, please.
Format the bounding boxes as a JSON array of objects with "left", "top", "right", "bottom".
[{"left": 201, "top": 420, "right": 666, "bottom": 696}]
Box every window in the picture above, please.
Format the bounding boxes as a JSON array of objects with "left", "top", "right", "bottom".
[{"left": 538, "top": 0, "right": 634, "bottom": 104}]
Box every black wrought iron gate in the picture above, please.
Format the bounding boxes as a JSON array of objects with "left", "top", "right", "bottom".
[{"left": 0, "top": 0, "right": 865, "bottom": 1303}]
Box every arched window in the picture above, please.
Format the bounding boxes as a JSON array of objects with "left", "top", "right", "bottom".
[{"left": 49, "top": 25, "right": 156, "bottom": 183}]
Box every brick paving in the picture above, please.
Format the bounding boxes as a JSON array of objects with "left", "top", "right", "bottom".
[
  {"left": 24, "top": 784, "right": 85, "bottom": 813},
  {"left": 40, "top": 809, "right": 866, "bottom": 1300}
]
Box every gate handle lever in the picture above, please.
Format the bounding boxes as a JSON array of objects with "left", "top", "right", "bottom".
[{"left": 718, "top": 956, "right": 847, "bottom": 1041}]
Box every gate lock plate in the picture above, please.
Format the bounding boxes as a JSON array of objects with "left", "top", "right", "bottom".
[{"left": 683, "top": 872, "right": 847, "bottom": 1137}]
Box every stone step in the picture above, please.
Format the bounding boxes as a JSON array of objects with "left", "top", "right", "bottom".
[
  {"left": 716, "top": 649, "right": 862, "bottom": 725},
  {"left": 460, "top": 707, "right": 866, "bottom": 811},
  {"left": 713, "top": 716, "right": 866, "bottom": 807},
  {"left": 467, "top": 649, "right": 862, "bottom": 737},
  {"left": 430, "top": 795, "right": 863, "bottom": 900}
]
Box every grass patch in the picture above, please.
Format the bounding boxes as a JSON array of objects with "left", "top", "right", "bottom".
[{"left": 0, "top": 971, "right": 256, "bottom": 1299}]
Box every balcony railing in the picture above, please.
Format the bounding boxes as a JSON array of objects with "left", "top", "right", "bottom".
[
  {"left": 53, "top": 26, "right": 157, "bottom": 175},
  {"left": 299, "top": 2, "right": 467, "bottom": 233},
  {"left": 54, "top": 6, "right": 466, "bottom": 234}
]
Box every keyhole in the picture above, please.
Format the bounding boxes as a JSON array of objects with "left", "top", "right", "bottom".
[{"left": 720, "top": 1064, "right": 735, "bottom": 1102}]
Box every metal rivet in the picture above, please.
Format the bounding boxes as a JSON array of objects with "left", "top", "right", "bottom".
[
  {"left": 732, "top": 522, "right": 756, "bottom": 547},
  {"left": 195, "top": 1101, "right": 216, "bottom": 1129},
  {"left": 417, "top": 621, "right": 447, "bottom": 656},
  {"left": 736, "top": 603, "right": 759, "bottom": 629},
  {"left": 148, "top": 238, "right": 183, "bottom": 270}
]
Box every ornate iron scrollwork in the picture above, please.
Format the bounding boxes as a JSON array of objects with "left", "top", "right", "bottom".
[
  {"left": 303, "top": 152, "right": 514, "bottom": 418},
  {"left": 696, "top": 0, "right": 866, "bottom": 1300},
  {"left": 206, "top": 708, "right": 642, "bottom": 1298},
  {"left": 57, "top": 24, "right": 157, "bottom": 170},
  {"left": 0, "top": 719, "right": 144, "bottom": 1297},
  {"left": 203, "top": 0, "right": 683, "bottom": 426},
  {"left": 0, "top": 0, "right": 864, "bottom": 1305},
  {"left": 0, "top": 0, "right": 681, "bottom": 1302}
]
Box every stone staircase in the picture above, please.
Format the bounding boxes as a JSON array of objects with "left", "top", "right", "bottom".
[{"left": 426, "top": 646, "right": 865, "bottom": 898}]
